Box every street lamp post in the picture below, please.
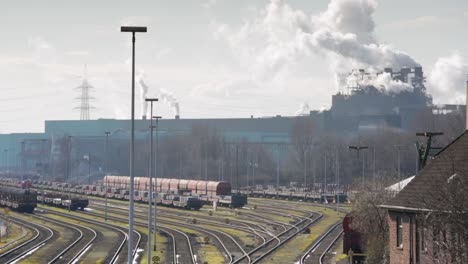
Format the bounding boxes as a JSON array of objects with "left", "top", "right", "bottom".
[
  {"left": 394, "top": 145, "right": 402, "bottom": 191},
  {"left": 276, "top": 144, "right": 280, "bottom": 190},
  {"left": 303, "top": 145, "right": 308, "bottom": 191},
  {"left": 67, "top": 136, "right": 72, "bottom": 181},
  {"left": 153, "top": 115, "right": 161, "bottom": 252},
  {"left": 121, "top": 25, "right": 147, "bottom": 264},
  {"left": 87, "top": 153, "right": 91, "bottom": 184},
  {"left": 348, "top": 145, "right": 368, "bottom": 186},
  {"left": 145, "top": 98, "right": 158, "bottom": 262},
  {"left": 40, "top": 139, "right": 47, "bottom": 178},
  {"left": 104, "top": 132, "right": 111, "bottom": 221},
  {"left": 3, "top": 149, "right": 8, "bottom": 178}
]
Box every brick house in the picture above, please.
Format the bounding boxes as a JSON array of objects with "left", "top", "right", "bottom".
[{"left": 381, "top": 130, "right": 468, "bottom": 264}]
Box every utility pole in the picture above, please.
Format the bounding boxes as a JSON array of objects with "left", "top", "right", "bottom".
[
  {"left": 415, "top": 132, "right": 443, "bottom": 171},
  {"left": 121, "top": 25, "right": 147, "bottom": 264}
]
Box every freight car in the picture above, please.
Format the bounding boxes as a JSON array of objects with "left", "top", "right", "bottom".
[
  {"left": 0, "top": 186, "right": 37, "bottom": 213},
  {"left": 38, "top": 193, "right": 88, "bottom": 211},
  {"left": 155, "top": 193, "right": 203, "bottom": 210},
  {"left": 199, "top": 193, "right": 248, "bottom": 208}
]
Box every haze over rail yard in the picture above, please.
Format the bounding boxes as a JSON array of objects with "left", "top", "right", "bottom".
[{"left": 1, "top": 0, "right": 468, "bottom": 264}]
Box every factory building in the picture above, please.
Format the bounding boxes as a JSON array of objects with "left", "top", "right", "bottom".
[{"left": 0, "top": 67, "right": 464, "bottom": 181}]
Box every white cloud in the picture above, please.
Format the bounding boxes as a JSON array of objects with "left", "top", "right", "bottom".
[
  {"left": 202, "top": 0, "right": 218, "bottom": 9},
  {"left": 428, "top": 52, "right": 467, "bottom": 104},
  {"left": 384, "top": 16, "right": 443, "bottom": 29},
  {"left": 120, "top": 16, "right": 153, "bottom": 27}
]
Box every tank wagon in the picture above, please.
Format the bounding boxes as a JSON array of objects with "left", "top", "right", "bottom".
[{"left": 0, "top": 186, "right": 37, "bottom": 213}]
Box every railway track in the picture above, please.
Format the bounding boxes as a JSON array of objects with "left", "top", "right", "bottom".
[
  {"left": 40, "top": 208, "right": 141, "bottom": 264},
  {"left": 299, "top": 222, "right": 343, "bottom": 264},
  {"left": 0, "top": 216, "right": 54, "bottom": 264},
  {"left": 235, "top": 211, "right": 323, "bottom": 264},
  {"left": 91, "top": 202, "right": 288, "bottom": 259},
  {"left": 90, "top": 196, "right": 327, "bottom": 264},
  {"left": 159, "top": 225, "right": 195, "bottom": 264},
  {"left": 31, "top": 214, "right": 97, "bottom": 264},
  {"left": 86, "top": 203, "right": 245, "bottom": 263}
]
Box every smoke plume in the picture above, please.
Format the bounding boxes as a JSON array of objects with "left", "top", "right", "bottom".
[
  {"left": 159, "top": 89, "right": 180, "bottom": 116},
  {"left": 428, "top": 53, "right": 467, "bottom": 104},
  {"left": 136, "top": 71, "right": 149, "bottom": 118},
  {"left": 215, "top": 0, "right": 420, "bottom": 92},
  {"left": 136, "top": 71, "right": 180, "bottom": 117},
  {"left": 346, "top": 71, "right": 413, "bottom": 94},
  {"left": 295, "top": 102, "right": 310, "bottom": 116}
]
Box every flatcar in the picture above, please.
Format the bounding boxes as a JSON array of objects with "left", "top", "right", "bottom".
[
  {"left": 38, "top": 193, "right": 88, "bottom": 211},
  {"left": 0, "top": 186, "right": 37, "bottom": 213}
]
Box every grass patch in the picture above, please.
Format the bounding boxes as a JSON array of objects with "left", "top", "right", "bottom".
[{"left": 0, "top": 218, "right": 24, "bottom": 245}]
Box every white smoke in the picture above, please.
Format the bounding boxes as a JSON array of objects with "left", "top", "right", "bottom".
[
  {"left": 136, "top": 71, "right": 180, "bottom": 117},
  {"left": 136, "top": 71, "right": 149, "bottom": 118},
  {"left": 159, "top": 89, "right": 180, "bottom": 116},
  {"left": 346, "top": 71, "right": 413, "bottom": 94},
  {"left": 295, "top": 102, "right": 310, "bottom": 116},
  {"left": 214, "top": 0, "right": 420, "bottom": 92},
  {"left": 428, "top": 53, "right": 467, "bottom": 104}
]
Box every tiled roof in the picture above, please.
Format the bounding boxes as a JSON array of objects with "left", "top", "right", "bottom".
[{"left": 382, "top": 130, "right": 468, "bottom": 211}]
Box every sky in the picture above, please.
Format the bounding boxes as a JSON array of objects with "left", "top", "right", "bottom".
[{"left": 1, "top": 0, "right": 468, "bottom": 133}]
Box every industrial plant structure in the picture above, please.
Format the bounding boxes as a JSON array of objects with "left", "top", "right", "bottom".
[{"left": 0, "top": 67, "right": 465, "bottom": 184}]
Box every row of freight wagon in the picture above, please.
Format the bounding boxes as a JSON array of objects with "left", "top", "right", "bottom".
[
  {"left": 0, "top": 185, "right": 89, "bottom": 213},
  {"left": 32, "top": 179, "right": 247, "bottom": 209},
  {"left": 100, "top": 176, "right": 232, "bottom": 196}
]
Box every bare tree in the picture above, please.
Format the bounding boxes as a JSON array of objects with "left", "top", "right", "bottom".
[{"left": 351, "top": 180, "right": 395, "bottom": 264}]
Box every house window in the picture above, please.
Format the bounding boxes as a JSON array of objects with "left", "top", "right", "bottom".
[{"left": 397, "top": 216, "right": 403, "bottom": 248}]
